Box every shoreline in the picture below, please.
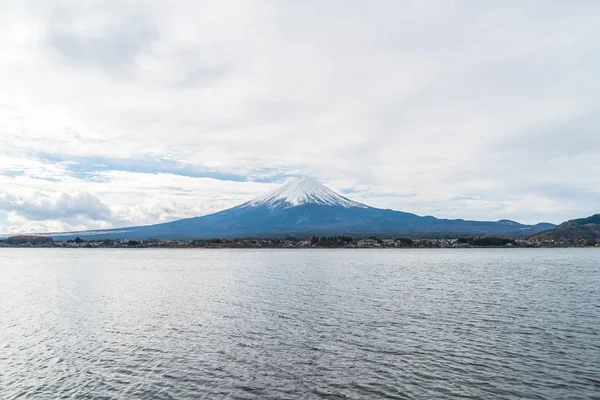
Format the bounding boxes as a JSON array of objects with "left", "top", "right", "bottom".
[{"left": 1, "top": 245, "right": 597, "bottom": 249}]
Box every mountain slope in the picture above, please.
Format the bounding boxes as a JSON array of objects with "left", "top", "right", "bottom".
[
  {"left": 531, "top": 214, "right": 600, "bottom": 240},
  {"left": 51, "top": 178, "right": 555, "bottom": 240}
]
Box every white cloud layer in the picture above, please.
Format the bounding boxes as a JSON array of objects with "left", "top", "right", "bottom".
[{"left": 1, "top": 1, "right": 599, "bottom": 233}]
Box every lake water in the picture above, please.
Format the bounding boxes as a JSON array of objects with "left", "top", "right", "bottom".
[{"left": 1, "top": 249, "right": 599, "bottom": 399}]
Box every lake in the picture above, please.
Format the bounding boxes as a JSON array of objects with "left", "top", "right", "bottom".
[{"left": 1, "top": 249, "right": 599, "bottom": 399}]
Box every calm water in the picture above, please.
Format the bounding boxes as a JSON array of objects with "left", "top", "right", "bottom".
[{"left": 1, "top": 249, "right": 599, "bottom": 399}]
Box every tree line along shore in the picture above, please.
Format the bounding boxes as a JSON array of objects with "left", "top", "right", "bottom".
[{"left": 1, "top": 235, "right": 598, "bottom": 248}]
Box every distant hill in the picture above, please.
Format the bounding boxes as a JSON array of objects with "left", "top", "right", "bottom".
[
  {"left": 531, "top": 214, "right": 600, "bottom": 241},
  {"left": 44, "top": 178, "right": 555, "bottom": 240}
]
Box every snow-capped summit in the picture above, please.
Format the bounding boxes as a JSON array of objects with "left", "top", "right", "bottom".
[{"left": 245, "top": 177, "right": 368, "bottom": 209}]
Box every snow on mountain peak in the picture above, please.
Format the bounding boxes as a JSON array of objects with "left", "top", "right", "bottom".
[{"left": 246, "top": 177, "right": 367, "bottom": 209}]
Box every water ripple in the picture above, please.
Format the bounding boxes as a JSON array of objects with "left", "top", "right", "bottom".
[{"left": 1, "top": 248, "right": 599, "bottom": 399}]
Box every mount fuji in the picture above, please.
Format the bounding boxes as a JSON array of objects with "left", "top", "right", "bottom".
[{"left": 52, "top": 178, "right": 555, "bottom": 239}]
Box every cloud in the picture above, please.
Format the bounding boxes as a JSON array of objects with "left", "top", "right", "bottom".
[
  {"left": 0, "top": 191, "right": 111, "bottom": 222},
  {"left": 48, "top": 16, "right": 157, "bottom": 74},
  {"left": 1, "top": 0, "right": 599, "bottom": 231}
]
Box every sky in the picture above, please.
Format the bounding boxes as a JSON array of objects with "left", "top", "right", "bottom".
[{"left": 1, "top": 1, "right": 599, "bottom": 234}]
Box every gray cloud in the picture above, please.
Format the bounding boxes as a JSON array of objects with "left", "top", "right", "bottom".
[
  {"left": 0, "top": 192, "right": 111, "bottom": 222},
  {"left": 48, "top": 16, "right": 157, "bottom": 73}
]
